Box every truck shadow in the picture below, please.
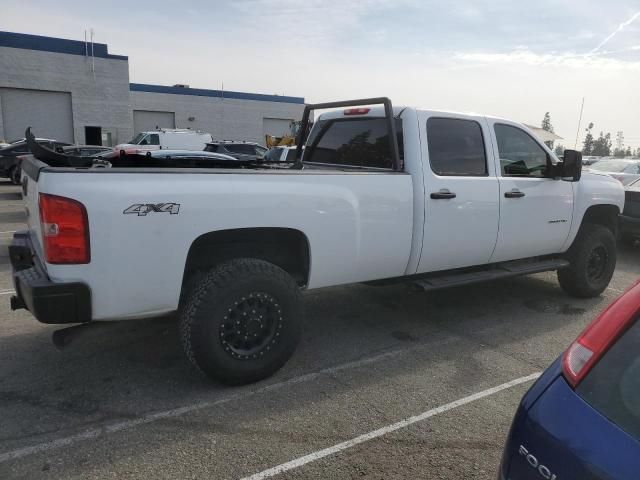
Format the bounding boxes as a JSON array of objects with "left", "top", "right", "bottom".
[{"left": 0, "top": 272, "right": 631, "bottom": 473}]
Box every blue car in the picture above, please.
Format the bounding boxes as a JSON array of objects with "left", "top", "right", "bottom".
[{"left": 500, "top": 280, "right": 640, "bottom": 480}]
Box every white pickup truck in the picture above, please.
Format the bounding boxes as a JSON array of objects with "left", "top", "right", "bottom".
[{"left": 10, "top": 98, "right": 624, "bottom": 385}]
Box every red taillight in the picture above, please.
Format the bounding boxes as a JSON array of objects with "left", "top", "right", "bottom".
[
  {"left": 563, "top": 280, "right": 640, "bottom": 387},
  {"left": 38, "top": 193, "right": 90, "bottom": 264},
  {"left": 344, "top": 108, "right": 370, "bottom": 116}
]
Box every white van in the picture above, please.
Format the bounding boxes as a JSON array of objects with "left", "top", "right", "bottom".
[{"left": 116, "top": 129, "right": 213, "bottom": 151}]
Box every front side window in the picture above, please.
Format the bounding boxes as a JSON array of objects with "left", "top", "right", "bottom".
[
  {"left": 304, "top": 118, "right": 403, "bottom": 169},
  {"left": 426, "top": 118, "right": 487, "bottom": 176},
  {"left": 148, "top": 134, "right": 160, "bottom": 145},
  {"left": 495, "top": 124, "right": 549, "bottom": 177}
]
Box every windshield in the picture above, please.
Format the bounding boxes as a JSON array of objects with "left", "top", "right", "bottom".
[
  {"left": 590, "top": 159, "right": 638, "bottom": 173},
  {"left": 129, "top": 133, "right": 147, "bottom": 145}
]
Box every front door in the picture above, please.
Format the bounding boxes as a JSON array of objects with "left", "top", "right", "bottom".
[
  {"left": 417, "top": 114, "right": 500, "bottom": 273},
  {"left": 488, "top": 121, "right": 573, "bottom": 263}
]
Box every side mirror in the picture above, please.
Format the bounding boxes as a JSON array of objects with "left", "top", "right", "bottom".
[{"left": 560, "top": 149, "right": 582, "bottom": 181}]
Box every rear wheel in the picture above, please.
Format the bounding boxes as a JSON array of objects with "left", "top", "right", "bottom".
[
  {"left": 9, "top": 166, "right": 21, "bottom": 185},
  {"left": 179, "top": 258, "right": 303, "bottom": 385},
  {"left": 558, "top": 224, "right": 617, "bottom": 298}
]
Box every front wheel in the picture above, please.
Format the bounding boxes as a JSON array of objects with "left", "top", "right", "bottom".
[
  {"left": 179, "top": 258, "right": 303, "bottom": 385},
  {"left": 558, "top": 224, "right": 617, "bottom": 298}
]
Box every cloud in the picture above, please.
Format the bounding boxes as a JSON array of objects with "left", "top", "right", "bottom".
[{"left": 455, "top": 47, "right": 640, "bottom": 70}]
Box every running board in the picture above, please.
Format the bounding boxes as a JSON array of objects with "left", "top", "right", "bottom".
[{"left": 414, "top": 258, "right": 570, "bottom": 292}]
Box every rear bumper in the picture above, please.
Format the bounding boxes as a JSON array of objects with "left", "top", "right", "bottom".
[
  {"left": 9, "top": 231, "right": 91, "bottom": 324},
  {"left": 620, "top": 214, "right": 640, "bottom": 237}
]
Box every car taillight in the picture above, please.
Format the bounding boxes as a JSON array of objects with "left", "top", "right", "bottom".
[
  {"left": 344, "top": 108, "right": 370, "bottom": 116},
  {"left": 39, "top": 193, "right": 90, "bottom": 264},
  {"left": 563, "top": 280, "right": 640, "bottom": 387}
]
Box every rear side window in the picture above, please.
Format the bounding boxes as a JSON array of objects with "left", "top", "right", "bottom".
[
  {"left": 225, "top": 144, "right": 255, "bottom": 155},
  {"left": 304, "top": 118, "right": 403, "bottom": 169},
  {"left": 426, "top": 118, "right": 487, "bottom": 176},
  {"left": 578, "top": 318, "right": 640, "bottom": 441}
]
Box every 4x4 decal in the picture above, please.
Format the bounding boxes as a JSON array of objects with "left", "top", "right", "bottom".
[{"left": 123, "top": 203, "right": 180, "bottom": 216}]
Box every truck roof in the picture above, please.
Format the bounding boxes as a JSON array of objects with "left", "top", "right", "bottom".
[
  {"left": 315, "top": 105, "right": 515, "bottom": 125},
  {"left": 141, "top": 128, "right": 211, "bottom": 135}
]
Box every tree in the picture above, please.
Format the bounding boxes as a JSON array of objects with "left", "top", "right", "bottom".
[
  {"left": 554, "top": 144, "right": 565, "bottom": 157},
  {"left": 541, "top": 112, "right": 555, "bottom": 148},
  {"left": 582, "top": 122, "right": 595, "bottom": 155},
  {"left": 592, "top": 131, "right": 612, "bottom": 157},
  {"left": 625, "top": 146, "right": 632, "bottom": 157}
]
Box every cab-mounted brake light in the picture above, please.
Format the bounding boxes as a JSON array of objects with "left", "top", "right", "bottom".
[
  {"left": 38, "top": 193, "right": 90, "bottom": 264},
  {"left": 344, "top": 108, "right": 370, "bottom": 116},
  {"left": 563, "top": 280, "right": 640, "bottom": 387}
]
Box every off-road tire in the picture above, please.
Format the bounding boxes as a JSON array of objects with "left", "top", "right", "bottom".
[
  {"left": 558, "top": 224, "right": 617, "bottom": 298},
  {"left": 179, "top": 258, "right": 302, "bottom": 385}
]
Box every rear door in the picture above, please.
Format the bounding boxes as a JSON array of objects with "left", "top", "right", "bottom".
[
  {"left": 487, "top": 121, "right": 573, "bottom": 262},
  {"left": 416, "top": 113, "right": 500, "bottom": 272}
]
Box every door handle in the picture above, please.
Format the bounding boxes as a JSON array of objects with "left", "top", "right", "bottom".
[
  {"left": 430, "top": 190, "right": 456, "bottom": 199},
  {"left": 504, "top": 189, "right": 525, "bottom": 198}
]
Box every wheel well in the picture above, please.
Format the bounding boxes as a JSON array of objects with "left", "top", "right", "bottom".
[
  {"left": 182, "top": 228, "right": 310, "bottom": 289},
  {"left": 581, "top": 204, "right": 620, "bottom": 235}
]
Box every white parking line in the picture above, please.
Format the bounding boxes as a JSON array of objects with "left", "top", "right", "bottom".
[
  {"left": 0, "top": 290, "right": 15, "bottom": 296},
  {"left": 0, "top": 230, "right": 17, "bottom": 235},
  {"left": 0, "top": 340, "right": 454, "bottom": 463},
  {"left": 240, "top": 372, "right": 540, "bottom": 480}
]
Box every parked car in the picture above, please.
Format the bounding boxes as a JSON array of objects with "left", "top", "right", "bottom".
[
  {"left": 92, "top": 148, "right": 239, "bottom": 167},
  {"left": 11, "top": 98, "right": 624, "bottom": 386},
  {"left": 0, "top": 138, "right": 71, "bottom": 184},
  {"left": 59, "top": 145, "right": 113, "bottom": 157},
  {"left": 204, "top": 141, "right": 268, "bottom": 162},
  {"left": 620, "top": 177, "right": 640, "bottom": 245},
  {"left": 116, "top": 129, "right": 213, "bottom": 151},
  {"left": 263, "top": 146, "right": 298, "bottom": 162},
  {"left": 582, "top": 155, "right": 601, "bottom": 166},
  {"left": 499, "top": 279, "right": 640, "bottom": 480},
  {"left": 588, "top": 158, "right": 640, "bottom": 186}
]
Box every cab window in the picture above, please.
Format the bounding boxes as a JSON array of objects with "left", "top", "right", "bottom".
[
  {"left": 495, "top": 124, "right": 549, "bottom": 177},
  {"left": 148, "top": 134, "right": 160, "bottom": 145},
  {"left": 303, "top": 117, "right": 403, "bottom": 169},
  {"left": 426, "top": 118, "right": 487, "bottom": 176}
]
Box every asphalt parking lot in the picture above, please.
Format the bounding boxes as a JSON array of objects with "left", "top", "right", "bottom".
[{"left": 0, "top": 180, "right": 638, "bottom": 480}]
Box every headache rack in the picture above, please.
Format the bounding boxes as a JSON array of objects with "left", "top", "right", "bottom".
[{"left": 293, "top": 97, "right": 402, "bottom": 171}]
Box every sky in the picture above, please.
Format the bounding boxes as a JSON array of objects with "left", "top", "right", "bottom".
[{"left": 2, "top": 0, "right": 640, "bottom": 149}]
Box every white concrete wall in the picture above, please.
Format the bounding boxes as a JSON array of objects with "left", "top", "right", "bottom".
[
  {"left": 131, "top": 91, "right": 305, "bottom": 145},
  {"left": 0, "top": 43, "right": 305, "bottom": 147},
  {"left": 0, "top": 46, "right": 133, "bottom": 145}
]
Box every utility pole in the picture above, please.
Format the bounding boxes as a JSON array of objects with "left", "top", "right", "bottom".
[{"left": 574, "top": 97, "right": 585, "bottom": 149}]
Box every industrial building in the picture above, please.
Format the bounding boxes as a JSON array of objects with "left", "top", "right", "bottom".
[{"left": 0, "top": 31, "right": 305, "bottom": 146}]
